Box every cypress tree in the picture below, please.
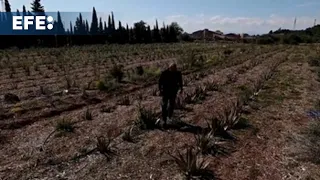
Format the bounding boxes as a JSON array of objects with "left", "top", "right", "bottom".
[
  {"left": 111, "top": 12, "right": 115, "bottom": 30},
  {"left": 70, "top": 22, "right": 73, "bottom": 34},
  {"left": 104, "top": 21, "right": 107, "bottom": 34},
  {"left": 108, "top": 15, "right": 112, "bottom": 30},
  {"left": 5, "top": 0, "right": 11, "bottom": 12},
  {"left": 31, "top": 0, "right": 45, "bottom": 13},
  {"left": 22, "top": 5, "right": 27, "bottom": 16},
  {"left": 99, "top": 17, "right": 103, "bottom": 34},
  {"left": 75, "top": 13, "right": 85, "bottom": 34},
  {"left": 90, "top": 7, "right": 98, "bottom": 35},
  {"left": 85, "top": 20, "right": 89, "bottom": 34},
  {"left": 55, "top": 11, "right": 65, "bottom": 34}
]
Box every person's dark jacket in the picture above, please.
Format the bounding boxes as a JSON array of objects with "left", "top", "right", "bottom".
[{"left": 159, "top": 69, "right": 183, "bottom": 96}]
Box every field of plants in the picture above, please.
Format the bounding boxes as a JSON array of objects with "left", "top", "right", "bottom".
[{"left": 1, "top": 43, "right": 320, "bottom": 180}]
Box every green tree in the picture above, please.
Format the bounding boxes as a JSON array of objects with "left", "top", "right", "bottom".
[
  {"left": 99, "top": 17, "right": 103, "bottom": 34},
  {"left": 108, "top": 15, "right": 112, "bottom": 31},
  {"left": 85, "top": 20, "right": 89, "bottom": 34},
  {"left": 22, "top": 5, "right": 27, "bottom": 16},
  {"left": 111, "top": 12, "right": 115, "bottom": 30},
  {"left": 170, "top": 22, "right": 183, "bottom": 35},
  {"left": 55, "top": 11, "right": 65, "bottom": 34},
  {"left": 90, "top": 7, "right": 98, "bottom": 35},
  {"left": 70, "top": 22, "right": 73, "bottom": 34},
  {"left": 153, "top": 19, "right": 161, "bottom": 42},
  {"left": 5, "top": 0, "right": 11, "bottom": 12},
  {"left": 145, "top": 25, "right": 152, "bottom": 43},
  {"left": 75, "top": 13, "right": 85, "bottom": 34},
  {"left": 103, "top": 21, "right": 107, "bottom": 34},
  {"left": 133, "top": 21, "right": 147, "bottom": 43},
  {"left": 31, "top": 0, "right": 45, "bottom": 12}
]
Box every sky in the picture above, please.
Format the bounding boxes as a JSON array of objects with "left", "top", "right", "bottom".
[{"left": 6, "top": 0, "right": 320, "bottom": 34}]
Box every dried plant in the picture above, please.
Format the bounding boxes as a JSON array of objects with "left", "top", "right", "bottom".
[
  {"left": 175, "top": 96, "right": 186, "bottom": 110},
  {"left": 122, "top": 126, "right": 137, "bottom": 143},
  {"left": 203, "top": 81, "right": 221, "bottom": 92},
  {"left": 191, "top": 86, "right": 207, "bottom": 103},
  {"left": 194, "top": 131, "right": 215, "bottom": 155},
  {"left": 84, "top": 108, "right": 93, "bottom": 120},
  {"left": 117, "top": 96, "right": 130, "bottom": 106},
  {"left": 226, "top": 73, "right": 237, "bottom": 83},
  {"left": 96, "top": 136, "right": 116, "bottom": 161},
  {"left": 135, "top": 105, "right": 157, "bottom": 130},
  {"left": 168, "top": 147, "right": 213, "bottom": 180},
  {"left": 110, "top": 63, "right": 124, "bottom": 82},
  {"left": 65, "top": 76, "right": 73, "bottom": 89},
  {"left": 55, "top": 118, "right": 74, "bottom": 133},
  {"left": 217, "top": 99, "right": 243, "bottom": 130}
]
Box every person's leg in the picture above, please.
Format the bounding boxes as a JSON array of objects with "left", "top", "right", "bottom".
[
  {"left": 168, "top": 94, "right": 176, "bottom": 119},
  {"left": 161, "top": 96, "right": 169, "bottom": 123}
]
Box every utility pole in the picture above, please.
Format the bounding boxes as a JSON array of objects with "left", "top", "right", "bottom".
[
  {"left": 314, "top": 19, "right": 317, "bottom": 26},
  {"left": 293, "top": 17, "right": 297, "bottom": 30}
]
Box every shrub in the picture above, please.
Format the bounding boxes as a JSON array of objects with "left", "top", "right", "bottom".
[
  {"left": 55, "top": 118, "right": 74, "bottom": 133},
  {"left": 135, "top": 105, "right": 157, "bottom": 130},
  {"left": 110, "top": 64, "right": 124, "bottom": 82},
  {"left": 96, "top": 136, "right": 116, "bottom": 161}
]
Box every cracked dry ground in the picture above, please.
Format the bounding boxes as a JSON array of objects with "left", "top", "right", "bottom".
[{"left": 1, "top": 44, "right": 320, "bottom": 180}]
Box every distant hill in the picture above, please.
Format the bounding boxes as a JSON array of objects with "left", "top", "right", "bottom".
[{"left": 255, "top": 25, "right": 320, "bottom": 44}]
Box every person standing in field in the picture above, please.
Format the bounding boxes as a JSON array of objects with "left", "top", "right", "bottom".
[{"left": 157, "top": 63, "right": 183, "bottom": 127}]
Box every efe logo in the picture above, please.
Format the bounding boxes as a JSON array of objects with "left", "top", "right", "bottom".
[{"left": 12, "top": 16, "right": 54, "bottom": 30}]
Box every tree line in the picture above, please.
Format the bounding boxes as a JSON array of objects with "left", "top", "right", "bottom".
[
  {"left": 254, "top": 25, "right": 320, "bottom": 45},
  {"left": 0, "top": 0, "right": 184, "bottom": 49}
]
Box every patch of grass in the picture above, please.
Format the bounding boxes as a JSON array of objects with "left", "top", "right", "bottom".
[
  {"left": 314, "top": 100, "right": 320, "bottom": 110},
  {"left": 84, "top": 108, "right": 93, "bottom": 120},
  {"left": 237, "top": 85, "right": 253, "bottom": 104},
  {"left": 168, "top": 147, "right": 215, "bottom": 180},
  {"left": 117, "top": 96, "right": 130, "bottom": 106},
  {"left": 135, "top": 105, "right": 158, "bottom": 130},
  {"left": 110, "top": 63, "right": 124, "bottom": 82},
  {"left": 217, "top": 99, "right": 243, "bottom": 130},
  {"left": 0, "top": 133, "right": 7, "bottom": 144},
  {"left": 65, "top": 76, "right": 73, "bottom": 89},
  {"left": 135, "top": 65, "right": 144, "bottom": 75},
  {"left": 178, "top": 51, "right": 207, "bottom": 71},
  {"left": 175, "top": 96, "right": 187, "bottom": 110},
  {"left": 232, "top": 117, "right": 252, "bottom": 130},
  {"left": 100, "top": 105, "right": 115, "bottom": 113},
  {"left": 226, "top": 73, "right": 237, "bottom": 84},
  {"left": 96, "top": 80, "right": 119, "bottom": 92},
  {"left": 194, "top": 131, "right": 224, "bottom": 156},
  {"left": 194, "top": 131, "right": 214, "bottom": 155},
  {"left": 122, "top": 126, "right": 138, "bottom": 143},
  {"left": 96, "top": 136, "right": 116, "bottom": 161},
  {"left": 308, "top": 56, "right": 320, "bottom": 67},
  {"left": 296, "top": 120, "right": 320, "bottom": 165},
  {"left": 189, "top": 85, "right": 207, "bottom": 104},
  {"left": 205, "top": 117, "right": 234, "bottom": 140},
  {"left": 129, "top": 66, "right": 161, "bottom": 83},
  {"left": 55, "top": 118, "right": 74, "bottom": 133},
  {"left": 257, "top": 88, "right": 285, "bottom": 106},
  {"left": 204, "top": 81, "right": 221, "bottom": 92}
]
